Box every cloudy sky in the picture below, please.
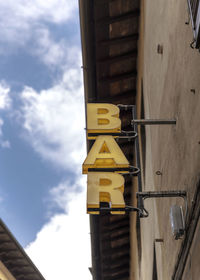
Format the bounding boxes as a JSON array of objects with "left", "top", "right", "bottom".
[{"left": 0, "top": 0, "right": 91, "bottom": 279}]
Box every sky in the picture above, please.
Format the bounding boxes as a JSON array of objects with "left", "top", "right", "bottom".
[{"left": 0, "top": 0, "right": 92, "bottom": 279}]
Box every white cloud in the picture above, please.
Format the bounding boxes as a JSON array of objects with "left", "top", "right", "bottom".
[
  {"left": 0, "top": 0, "right": 77, "bottom": 30},
  {"left": 34, "top": 28, "right": 67, "bottom": 68},
  {"left": 33, "top": 28, "right": 81, "bottom": 70},
  {"left": 19, "top": 54, "right": 91, "bottom": 280},
  {"left": 0, "top": 82, "right": 11, "bottom": 110},
  {"left": 0, "top": 82, "right": 11, "bottom": 148},
  {"left": 49, "top": 181, "right": 80, "bottom": 213},
  {"left": 17, "top": 34, "right": 91, "bottom": 279},
  {"left": 20, "top": 64, "right": 85, "bottom": 172},
  {"left": 26, "top": 180, "right": 92, "bottom": 280},
  {"left": 16, "top": 0, "right": 77, "bottom": 24},
  {"left": 45, "top": 175, "right": 86, "bottom": 216},
  {"left": 0, "top": 0, "right": 78, "bottom": 64},
  {"left": 0, "top": 3, "right": 92, "bottom": 279},
  {"left": 0, "top": 119, "right": 10, "bottom": 148}
]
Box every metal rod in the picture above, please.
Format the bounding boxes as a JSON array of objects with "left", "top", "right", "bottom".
[
  {"left": 88, "top": 166, "right": 140, "bottom": 176},
  {"left": 117, "top": 104, "right": 135, "bottom": 109},
  {"left": 137, "top": 191, "right": 187, "bottom": 219},
  {"left": 87, "top": 130, "right": 137, "bottom": 139},
  {"left": 137, "top": 191, "right": 186, "bottom": 199},
  {"left": 132, "top": 106, "right": 144, "bottom": 211},
  {"left": 87, "top": 206, "right": 143, "bottom": 214},
  {"left": 131, "top": 119, "right": 176, "bottom": 125}
]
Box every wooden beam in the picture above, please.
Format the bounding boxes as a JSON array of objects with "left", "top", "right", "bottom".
[
  {"left": 96, "top": 10, "right": 140, "bottom": 25},
  {"left": 105, "top": 216, "right": 129, "bottom": 227},
  {"left": 99, "top": 71, "right": 137, "bottom": 84},
  {"left": 0, "top": 240, "right": 12, "bottom": 246},
  {"left": 97, "top": 92, "right": 136, "bottom": 104},
  {"left": 102, "top": 224, "right": 130, "bottom": 237},
  {"left": 103, "top": 253, "right": 130, "bottom": 264},
  {"left": 103, "top": 265, "right": 129, "bottom": 277},
  {"left": 1, "top": 254, "right": 24, "bottom": 262},
  {"left": 102, "top": 231, "right": 129, "bottom": 243},
  {"left": 102, "top": 243, "right": 130, "bottom": 255},
  {"left": 98, "top": 34, "right": 139, "bottom": 46},
  {"left": 108, "top": 216, "right": 129, "bottom": 225},
  {"left": 103, "top": 220, "right": 130, "bottom": 233},
  {"left": 97, "top": 51, "right": 137, "bottom": 64},
  {"left": 0, "top": 248, "right": 17, "bottom": 255},
  {"left": 103, "top": 259, "right": 129, "bottom": 271},
  {"left": 104, "top": 271, "right": 129, "bottom": 280}
]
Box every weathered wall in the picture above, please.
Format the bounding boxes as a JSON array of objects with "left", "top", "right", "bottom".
[{"left": 134, "top": 0, "right": 200, "bottom": 279}]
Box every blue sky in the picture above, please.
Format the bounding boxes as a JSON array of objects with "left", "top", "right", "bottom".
[{"left": 0, "top": 1, "right": 91, "bottom": 279}]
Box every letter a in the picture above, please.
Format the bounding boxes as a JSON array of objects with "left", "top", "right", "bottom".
[{"left": 82, "top": 135, "right": 129, "bottom": 174}]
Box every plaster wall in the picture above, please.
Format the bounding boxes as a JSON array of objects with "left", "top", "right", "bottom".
[{"left": 135, "top": 0, "right": 200, "bottom": 279}]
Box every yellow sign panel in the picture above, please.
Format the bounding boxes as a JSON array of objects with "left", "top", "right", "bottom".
[
  {"left": 82, "top": 135, "right": 129, "bottom": 174},
  {"left": 87, "top": 172, "right": 125, "bottom": 214},
  {"left": 84, "top": 102, "right": 129, "bottom": 215},
  {"left": 87, "top": 103, "right": 121, "bottom": 139}
]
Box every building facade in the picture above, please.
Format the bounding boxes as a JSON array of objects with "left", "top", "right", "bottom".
[
  {"left": 79, "top": 0, "right": 200, "bottom": 279},
  {"left": 0, "top": 219, "right": 45, "bottom": 280}
]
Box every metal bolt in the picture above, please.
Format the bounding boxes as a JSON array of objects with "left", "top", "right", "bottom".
[
  {"left": 157, "top": 44, "right": 163, "bottom": 54},
  {"left": 156, "top": 170, "right": 162, "bottom": 175},
  {"left": 155, "top": 238, "right": 164, "bottom": 243}
]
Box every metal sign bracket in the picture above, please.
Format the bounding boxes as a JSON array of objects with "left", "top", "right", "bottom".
[{"left": 136, "top": 191, "right": 187, "bottom": 218}]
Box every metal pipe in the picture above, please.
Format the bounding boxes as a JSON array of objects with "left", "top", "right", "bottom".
[
  {"left": 88, "top": 165, "right": 140, "bottom": 176},
  {"left": 87, "top": 206, "right": 143, "bottom": 214},
  {"left": 137, "top": 191, "right": 186, "bottom": 199},
  {"left": 132, "top": 106, "right": 143, "bottom": 212},
  {"left": 172, "top": 184, "right": 200, "bottom": 279},
  {"left": 137, "top": 191, "right": 187, "bottom": 219},
  {"left": 131, "top": 119, "right": 176, "bottom": 125},
  {"left": 117, "top": 104, "right": 134, "bottom": 110}
]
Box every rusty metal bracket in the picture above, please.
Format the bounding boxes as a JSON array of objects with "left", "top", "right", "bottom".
[
  {"left": 117, "top": 104, "right": 176, "bottom": 126},
  {"left": 136, "top": 191, "right": 187, "bottom": 218},
  {"left": 87, "top": 205, "right": 144, "bottom": 215},
  {"left": 87, "top": 130, "right": 137, "bottom": 140},
  {"left": 88, "top": 165, "right": 140, "bottom": 176},
  {"left": 131, "top": 119, "right": 176, "bottom": 126}
]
